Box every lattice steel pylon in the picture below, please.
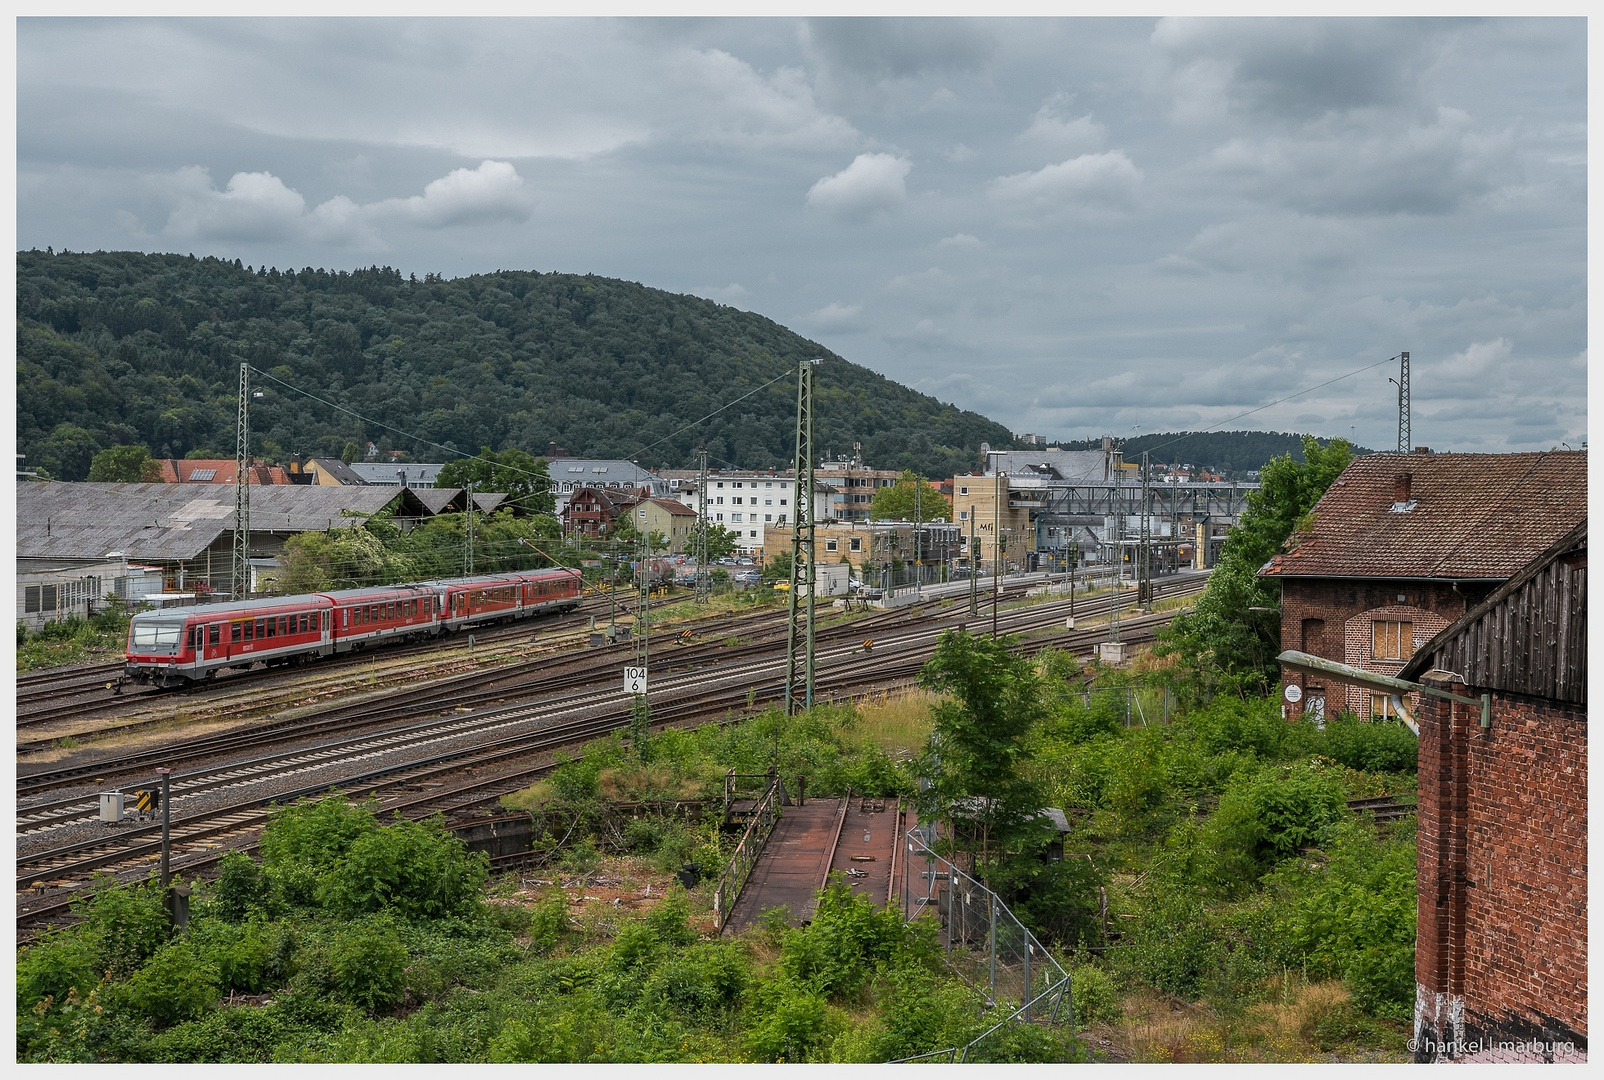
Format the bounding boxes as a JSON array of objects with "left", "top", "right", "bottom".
[
  {"left": 785, "top": 358, "right": 821, "bottom": 714},
  {"left": 635, "top": 513, "right": 651, "bottom": 673},
  {"left": 1138, "top": 451, "right": 1152, "bottom": 611},
  {"left": 694, "top": 447, "right": 711, "bottom": 603},
  {"left": 231, "top": 361, "right": 251, "bottom": 600},
  {"left": 1396, "top": 351, "right": 1411, "bottom": 454}
]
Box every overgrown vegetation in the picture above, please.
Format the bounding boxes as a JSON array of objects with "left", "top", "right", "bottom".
[{"left": 16, "top": 606, "right": 131, "bottom": 671}]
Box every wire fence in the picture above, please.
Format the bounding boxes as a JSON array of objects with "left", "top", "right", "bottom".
[
  {"left": 892, "top": 829, "right": 1074, "bottom": 1061},
  {"left": 1073, "top": 683, "right": 1174, "bottom": 726}
]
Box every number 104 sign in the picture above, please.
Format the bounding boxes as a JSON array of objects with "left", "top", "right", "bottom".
[{"left": 624, "top": 666, "right": 648, "bottom": 694}]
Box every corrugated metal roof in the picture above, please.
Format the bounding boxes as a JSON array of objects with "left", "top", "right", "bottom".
[
  {"left": 16, "top": 482, "right": 421, "bottom": 561},
  {"left": 1260, "top": 451, "right": 1586, "bottom": 582}
]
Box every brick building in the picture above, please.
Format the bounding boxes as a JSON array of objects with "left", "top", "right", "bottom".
[
  {"left": 1400, "top": 521, "right": 1586, "bottom": 1062},
  {"left": 1259, "top": 450, "right": 1586, "bottom": 720},
  {"left": 562, "top": 485, "right": 646, "bottom": 538}
]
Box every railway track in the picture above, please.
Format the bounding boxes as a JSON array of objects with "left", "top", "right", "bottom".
[{"left": 16, "top": 578, "right": 1200, "bottom": 933}]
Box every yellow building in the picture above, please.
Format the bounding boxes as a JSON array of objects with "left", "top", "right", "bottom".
[
  {"left": 634, "top": 497, "right": 699, "bottom": 554},
  {"left": 949, "top": 475, "right": 1035, "bottom": 571}
]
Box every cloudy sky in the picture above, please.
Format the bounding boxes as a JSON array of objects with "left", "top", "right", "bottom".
[{"left": 16, "top": 16, "right": 1587, "bottom": 453}]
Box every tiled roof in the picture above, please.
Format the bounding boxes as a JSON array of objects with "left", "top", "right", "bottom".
[
  {"left": 1260, "top": 450, "right": 1586, "bottom": 581},
  {"left": 648, "top": 497, "right": 698, "bottom": 516},
  {"left": 157, "top": 459, "right": 292, "bottom": 484}
]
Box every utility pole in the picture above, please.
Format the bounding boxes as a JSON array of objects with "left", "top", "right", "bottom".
[
  {"left": 464, "top": 480, "right": 476, "bottom": 575},
  {"left": 1068, "top": 536, "right": 1077, "bottom": 628},
  {"left": 694, "top": 447, "right": 711, "bottom": 603},
  {"left": 231, "top": 362, "right": 251, "bottom": 600},
  {"left": 785, "top": 358, "right": 821, "bottom": 713},
  {"left": 1396, "top": 351, "right": 1411, "bottom": 454}
]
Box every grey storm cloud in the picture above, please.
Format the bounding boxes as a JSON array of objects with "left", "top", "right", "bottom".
[{"left": 16, "top": 16, "right": 1586, "bottom": 453}]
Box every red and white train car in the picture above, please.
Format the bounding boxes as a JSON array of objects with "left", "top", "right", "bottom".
[
  {"left": 125, "top": 595, "right": 335, "bottom": 687},
  {"left": 125, "top": 567, "right": 585, "bottom": 686}
]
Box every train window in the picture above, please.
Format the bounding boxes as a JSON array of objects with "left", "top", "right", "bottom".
[
  {"left": 231, "top": 622, "right": 242, "bottom": 643},
  {"left": 247, "top": 619, "right": 257, "bottom": 641},
  {"left": 266, "top": 618, "right": 276, "bottom": 638},
  {"left": 209, "top": 624, "right": 220, "bottom": 646}
]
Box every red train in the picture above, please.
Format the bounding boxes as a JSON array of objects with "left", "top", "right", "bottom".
[{"left": 125, "top": 568, "right": 582, "bottom": 687}]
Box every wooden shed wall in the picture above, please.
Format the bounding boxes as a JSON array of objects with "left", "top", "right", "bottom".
[{"left": 1419, "top": 553, "right": 1585, "bottom": 704}]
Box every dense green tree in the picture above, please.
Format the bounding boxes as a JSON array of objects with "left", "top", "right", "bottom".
[
  {"left": 869, "top": 470, "right": 951, "bottom": 522},
  {"left": 1155, "top": 435, "right": 1352, "bottom": 698},
  {"left": 705, "top": 523, "right": 740, "bottom": 560},
  {"left": 17, "top": 250, "right": 1013, "bottom": 480},
  {"left": 436, "top": 448, "right": 555, "bottom": 515},
  {"left": 87, "top": 444, "right": 159, "bottom": 482},
  {"left": 916, "top": 629, "right": 1049, "bottom": 874}
]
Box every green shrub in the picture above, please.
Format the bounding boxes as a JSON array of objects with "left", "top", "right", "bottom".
[
  {"left": 1210, "top": 762, "right": 1346, "bottom": 870},
  {"left": 207, "top": 851, "right": 269, "bottom": 921},
  {"left": 317, "top": 815, "right": 488, "bottom": 921},
  {"left": 1320, "top": 716, "right": 1418, "bottom": 773},
  {"left": 260, "top": 797, "right": 379, "bottom": 908},
  {"left": 17, "top": 932, "right": 100, "bottom": 1010},
  {"left": 329, "top": 919, "right": 410, "bottom": 1012},
  {"left": 75, "top": 879, "right": 172, "bottom": 978},
  {"left": 525, "top": 890, "right": 572, "bottom": 956},
  {"left": 118, "top": 939, "right": 221, "bottom": 1026},
  {"left": 1069, "top": 963, "right": 1122, "bottom": 1027},
  {"left": 745, "top": 984, "right": 830, "bottom": 1062}
]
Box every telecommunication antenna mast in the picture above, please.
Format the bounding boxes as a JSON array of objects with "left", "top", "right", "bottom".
[
  {"left": 784, "top": 358, "right": 821, "bottom": 713},
  {"left": 1396, "top": 351, "right": 1411, "bottom": 454},
  {"left": 694, "top": 447, "right": 711, "bottom": 603},
  {"left": 231, "top": 361, "right": 251, "bottom": 600}
]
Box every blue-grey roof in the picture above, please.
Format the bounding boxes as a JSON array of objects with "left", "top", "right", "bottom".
[{"left": 348, "top": 462, "right": 445, "bottom": 486}]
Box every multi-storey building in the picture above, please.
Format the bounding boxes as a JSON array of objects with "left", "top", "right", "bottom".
[{"left": 664, "top": 470, "right": 834, "bottom": 556}]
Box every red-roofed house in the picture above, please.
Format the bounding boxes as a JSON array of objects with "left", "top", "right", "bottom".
[
  {"left": 157, "top": 458, "right": 292, "bottom": 485},
  {"left": 1259, "top": 449, "right": 1586, "bottom": 721}
]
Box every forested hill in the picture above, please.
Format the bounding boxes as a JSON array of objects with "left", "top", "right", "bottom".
[
  {"left": 17, "top": 250, "right": 1014, "bottom": 481},
  {"left": 1057, "top": 430, "right": 1371, "bottom": 477}
]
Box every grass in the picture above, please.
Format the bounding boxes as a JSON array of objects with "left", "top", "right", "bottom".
[
  {"left": 1102, "top": 980, "right": 1407, "bottom": 1063},
  {"left": 847, "top": 688, "right": 936, "bottom": 756}
]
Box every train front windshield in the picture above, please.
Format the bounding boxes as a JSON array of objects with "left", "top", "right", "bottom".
[{"left": 130, "top": 618, "right": 186, "bottom": 653}]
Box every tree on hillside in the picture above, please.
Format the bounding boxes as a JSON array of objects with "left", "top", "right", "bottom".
[
  {"left": 1156, "top": 435, "right": 1353, "bottom": 699},
  {"left": 869, "top": 470, "right": 952, "bottom": 522},
  {"left": 436, "top": 448, "right": 556, "bottom": 515},
  {"left": 916, "top": 629, "right": 1049, "bottom": 877},
  {"left": 87, "top": 444, "right": 161, "bottom": 483}
]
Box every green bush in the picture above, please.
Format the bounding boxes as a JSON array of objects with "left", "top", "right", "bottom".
[
  {"left": 118, "top": 939, "right": 221, "bottom": 1026},
  {"left": 1320, "top": 716, "right": 1418, "bottom": 774},
  {"left": 1209, "top": 761, "right": 1347, "bottom": 871},
  {"left": 17, "top": 932, "right": 100, "bottom": 1010},
  {"left": 1068, "top": 963, "right": 1122, "bottom": 1027},
  {"left": 208, "top": 851, "right": 268, "bottom": 921},
  {"left": 75, "top": 879, "right": 172, "bottom": 979},
  {"left": 260, "top": 798, "right": 379, "bottom": 908},
  {"left": 317, "top": 815, "right": 488, "bottom": 921},
  {"left": 329, "top": 919, "right": 410, "bottom": 1012}
]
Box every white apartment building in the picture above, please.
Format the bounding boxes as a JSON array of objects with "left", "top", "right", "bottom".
[{"left": 668, "top": 471, "right": 835, "bottom": 556}]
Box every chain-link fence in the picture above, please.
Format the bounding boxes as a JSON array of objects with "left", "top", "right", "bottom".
[
  {"left": 893, "top": 829, "right": 1073, "bottom": 1061},
  {"left": 1072, "top": 683, "right": 1174, "bottom": 726}
]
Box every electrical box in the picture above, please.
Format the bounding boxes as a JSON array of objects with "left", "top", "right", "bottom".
[{"left": 98, "top": 791, "right": 124, "bottom": 823}]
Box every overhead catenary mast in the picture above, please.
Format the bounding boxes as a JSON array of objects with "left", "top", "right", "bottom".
[
  {"left": 784, "top": 358, "right": 821, "bottom": 713},
  {"left": 1396, "top": 351, "right": 1411, "bottom": 453},
  {"left": 694, "top": 447, "right": 711, "bottom": 603},
  {"left": 232, "top": 361, "right": 251, "bottom": 600}
]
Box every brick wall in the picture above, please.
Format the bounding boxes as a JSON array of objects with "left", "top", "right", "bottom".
[
  {"left": 1276, "top": 578, "right": 1478, "bottom": 719},
  {"left": 1414, "top": 671, "right": 1588, "bottom": 1062}
]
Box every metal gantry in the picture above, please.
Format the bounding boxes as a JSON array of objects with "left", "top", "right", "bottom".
[
  {"left": 231, "top": 361, "right": 251, "bottom": 600},
  {"left": 694, "top": 447, "right": 711, "bottom": 603},
  {"left": 635, "top": 518, "right": 651, "bottom": 673},
  {"left": 1138, "top": 450, "right": 1152, "bottom": 612},
  {"left": 784, "top": 358, "right": 821, "bottom": 713}
]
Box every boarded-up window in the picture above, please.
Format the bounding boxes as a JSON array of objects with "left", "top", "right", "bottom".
[
  {"left": 24, "top": 586, "right": 40, "bottom": 613},
  {"left": 41, "top": 584, "right": 57, "bottom": 612},
  {"left": 1301, "top": 617, "right": 1326, "bottom": 656},
  {"left": 1372, "top": 620, "right": 1413, "bottom": 660},
  {"left": 1369, "top": 693, "right": 1400, "bottom": 720}
]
